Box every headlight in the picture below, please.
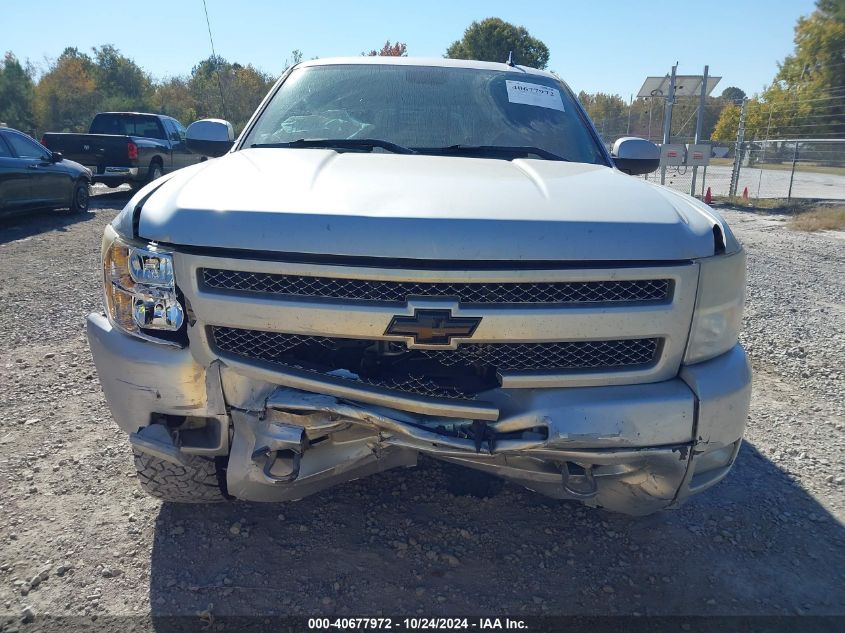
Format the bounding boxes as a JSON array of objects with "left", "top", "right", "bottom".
[
  {"left": 102, "top": 229, "right": 184, "bottom": 340},
  {"left": 684, "top": 249, "right": 746, "bottom": 365}
]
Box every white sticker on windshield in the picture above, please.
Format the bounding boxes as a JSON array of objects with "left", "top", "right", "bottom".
[{"left": 506, "top": 81, "right": 565, "bottom": 111}]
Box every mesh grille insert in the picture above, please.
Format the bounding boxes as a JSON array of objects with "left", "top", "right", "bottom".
[
  {"left": 201, "top": 269, "right": 671, "bottom": 305},
  {"left": 210, "top": 327, "right": 660, "bottom": 400}
]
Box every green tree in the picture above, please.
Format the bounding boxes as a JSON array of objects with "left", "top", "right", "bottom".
[
  {"left": 91, "top": 45, "right": 152, "bottom": 112},
  {"left": 151, "top": 76, "right": 197, "bottom": 125},
  {"left": 364, "top": 41, "right": 408, "bottom": 56},
  {"left": 720, "top": 87, "right": 746, "bottom": 102},
  {"left": 764, "top": 0, "right": 844, "bottom": 137},
  {"left": 714, "top": 0, "right": 845, "bottom": 140},
  {"left": 188, "top": 56, "right": 274, "bottom": 133},
  {"left": 446, "top": 18, "right": 550, "bottom": 69},
  {"left": 578, "top": 92, "right": 627, "bottom": 141},
  {"left": 0, "top": 52, "right": 35, "bottom": 131}
]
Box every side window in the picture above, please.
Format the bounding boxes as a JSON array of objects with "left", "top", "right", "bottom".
[
  {"left": 163, "top": 119, "right": 180, "bottom": 142},
  {"left": 6, "top": 132, "right": 48, "bottom": 159},
  {"left": 174, "top": 120, "right": 187, "bottom": 141},
  {"left": 0, "top": 135, "right": 12, "bottom": 158}
]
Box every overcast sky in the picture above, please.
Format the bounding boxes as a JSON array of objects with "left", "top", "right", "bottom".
[{"left": 5, "top": 0, "right": 816, "bottom": 97}]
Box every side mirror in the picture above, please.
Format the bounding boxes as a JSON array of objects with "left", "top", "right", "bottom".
[
  {"left": 186, "top": 119, "right": 234, "bottom": 157},
  {"left": 611, "top": 137, "right": 660, "bottom": 175},
  {"left": 50, "top": 151, "right": 63, "bottom": 162}
]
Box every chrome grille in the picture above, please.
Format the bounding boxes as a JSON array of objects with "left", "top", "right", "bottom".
[
  {"left": 201, "top": 269, "right": 671, "bottom": 305},
  {"left": 210, "top": 327, "right": 660, "bottom": 399}
]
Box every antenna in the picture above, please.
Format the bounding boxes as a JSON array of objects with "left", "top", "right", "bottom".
[
  {"left": 506, "top": 51, "right": 515, "bottom": 67},
  {"left": 201, "top": 0, "right": 228, "bottom": 120}
]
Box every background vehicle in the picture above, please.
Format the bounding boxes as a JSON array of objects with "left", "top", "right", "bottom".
[
  {"left": 41, "top": 112, "right": 204, "bottom": 188},
  {"left": 0, "top": 127, "right": 91, "bottom": 215},
  {"left": 87, "top": 58, "right": 750, "bottom": 516}
]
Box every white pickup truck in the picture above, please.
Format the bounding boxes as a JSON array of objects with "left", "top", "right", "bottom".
[{"left": 87, "top": 57, "right": 750, "bottom": 515}]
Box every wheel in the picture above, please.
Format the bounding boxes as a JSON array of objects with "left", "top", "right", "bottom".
[
  {"left": 133, "top": 449, "right": 227, "bottom": 503},
  {"left": 68, "top": 179, "right": 90, "bottom": 214},
  {"left": 147, "top": 160, "right": 163, "bottom": 183}
]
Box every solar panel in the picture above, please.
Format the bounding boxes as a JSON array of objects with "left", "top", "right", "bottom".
[{"left": 637, "top": 75, "right": 721, "bottom": 98}]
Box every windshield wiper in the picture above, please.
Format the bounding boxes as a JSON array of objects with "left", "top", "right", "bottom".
[
  {"left": 417, "top": 145, "right": 569, "bottom": 162},
  {"left": 250, "top": 138, "right": 417, "bottom": 154}
]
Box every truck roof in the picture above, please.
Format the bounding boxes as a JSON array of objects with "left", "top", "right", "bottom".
[
  {"left": 296, "top": 56, "right": 557, "bottom": 79},
  {"left": 94, "top": 112, "right": 171, "bottom": 118}
]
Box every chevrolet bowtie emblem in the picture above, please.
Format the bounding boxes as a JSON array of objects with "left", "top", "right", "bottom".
[{"left": 385, "top": 309, "right": 481, "bottom": 346}]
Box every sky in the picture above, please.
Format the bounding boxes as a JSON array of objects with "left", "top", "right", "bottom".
[{"left": 3, "top": 0, "right": 817, "bottom": 98}]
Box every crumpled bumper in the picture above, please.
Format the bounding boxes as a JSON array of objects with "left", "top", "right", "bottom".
[{"left": 87, "top": 313, "right": 751, "bottom": 515}]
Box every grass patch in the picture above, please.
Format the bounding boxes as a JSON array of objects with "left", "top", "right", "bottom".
[
  {"left": 710, "top": 157, "right": 734, "bottom": 166},
  {"left": 711, "top": 196, "right": 804, "bottom": 210},
  {"left": 755, "top": 162, "right": 845, "bottom": 177},
  {"left": 788, "top": 206, "right": 845, "bottom": 232},
  {"left": 700, "top": 158, "right": 845, "bottom": 177}
]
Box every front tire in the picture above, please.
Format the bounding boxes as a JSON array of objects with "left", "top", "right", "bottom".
[
  {"left": 133, "top": 449, "right": 227, "bottom": 503},
  {"left": 147, "top": 160, "right": 163, "bottom": 183},
  {"left": 68, "top": 179, "right": 90, "bottom": 214}
]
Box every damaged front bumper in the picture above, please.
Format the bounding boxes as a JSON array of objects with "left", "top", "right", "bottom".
[{"left": 87, "top": 313, "right": 751, "bottom": 516}]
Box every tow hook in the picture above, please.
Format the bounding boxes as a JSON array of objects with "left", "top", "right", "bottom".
[
  {"left": 562, "top": 462, "right": 597, "bottom": 499},
  {"left": 250, "top": 421, "right": 306, "bottom": 484},
  {"left": 253, "top": 447, "right": 302, "bottom": 483}
]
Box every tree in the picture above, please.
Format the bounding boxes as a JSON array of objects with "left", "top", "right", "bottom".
[
  {"left": 188, "top": 56, "right": 275, "bottom": 133},
  {"left": 151, "top": 76, "right": 197, "bottom": 126},
  {"left": 364, "top": 41, "right": 407, "bottom": 57},
  {"left": 91, "top": 45, "right": 152, "bottom": 112},
  {"left": 33, "top": 48, "right": 98, "bottom": 132},
  {"left": 765, "top": 0, "right": 845, "bottom": 137},
  {"left": 285, "top": 49, "right": 303, "bottom": 69},
  {"left": 446, "top": 18, "right": 550, "bottom": 69},
  {"left": 578, "top": 92, "right": 627, "bottom": 141},
  {"left": 713, "top": 0, "right": 845, "bottom": 141},
  {"left": 720, "top": 87, "right": 747, "bottom": 102},
  {"left": 0, "top": 52, "right": 35, "bottom": 131}
]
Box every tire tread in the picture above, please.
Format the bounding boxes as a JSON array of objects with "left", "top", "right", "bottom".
[{"left": 133, "top": 449, "right": 225, "bottom": 503}]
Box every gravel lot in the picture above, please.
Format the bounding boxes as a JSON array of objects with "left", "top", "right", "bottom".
[{"left": 0, "top": 193, "right": 843, "bottom": 628}]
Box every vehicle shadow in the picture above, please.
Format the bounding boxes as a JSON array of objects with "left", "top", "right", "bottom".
[
  {"left": 0, "top": 189, "right": 131, "bottom": 245},
  {"left": 147, "top": 442, "right": 845, "bottom": 626}
]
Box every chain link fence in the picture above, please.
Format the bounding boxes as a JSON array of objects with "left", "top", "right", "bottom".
[
  {"left": 592, "top": 90, "right": 845, "bottom": 203},
  {"left": 637, "top": 139, "right": 845, "bottom": 202},
  {"left": 734, "top": 139, "right": 845, "bottom": 201}
]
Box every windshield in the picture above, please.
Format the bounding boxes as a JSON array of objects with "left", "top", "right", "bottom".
[{"left": 242, "top": 64, "right": 608, "bottom": 165}]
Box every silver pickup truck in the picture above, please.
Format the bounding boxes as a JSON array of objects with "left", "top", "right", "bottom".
[{"left": 87, "top": 57, "right": 751, "bottom": 516}]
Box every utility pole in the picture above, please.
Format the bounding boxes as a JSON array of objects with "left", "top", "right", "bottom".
[
  {"left": 660, "top": 63, "right": 678, "bottom": 185},
  {"left": 729, "top": 98, "right": 748, "bottom": 198},
  {"left": 626, "top": 93, "right": 633, "bottom": 135},
  {"left": 690, "top": 65, "right": 708, "bottom": 196}
]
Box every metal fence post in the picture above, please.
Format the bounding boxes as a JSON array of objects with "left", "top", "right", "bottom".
[
  {"left": 729, "top": 98, "right": 748, "bottom": 198},
  {"left": 787, "top": 141, "right": 799, "bottom": 202},
  {"left": 690, "top": 65, "right": 709, "bottom": 197},
  {"left": 660, "top": 64, "right": 678, "bottom": 186}
]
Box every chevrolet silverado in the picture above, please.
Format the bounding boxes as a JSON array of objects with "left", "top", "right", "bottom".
[{"left": 86, "top": 57, "right": 751, "bottom": 515}]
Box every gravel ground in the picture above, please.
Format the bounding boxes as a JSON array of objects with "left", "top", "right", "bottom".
[{"left": 0, "top": 194, "right": 843, "bottom": 629}]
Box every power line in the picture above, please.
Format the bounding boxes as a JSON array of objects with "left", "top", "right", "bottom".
[{"left": 202, "top": 0, "right": 227, "bottom": 120}]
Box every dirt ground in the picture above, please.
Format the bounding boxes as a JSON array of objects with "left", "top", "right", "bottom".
[{"left": 0, "top": 191, "right": 843, "bottom": 630}]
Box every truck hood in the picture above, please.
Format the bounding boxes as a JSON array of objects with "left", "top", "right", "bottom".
[{"left": 136, "top": 148, "right": 726, "bottom": 261}]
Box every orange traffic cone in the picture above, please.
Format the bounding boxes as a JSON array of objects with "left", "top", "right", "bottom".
[
  {"left": 742, "top": 186, "right": 749, "bottom": 201},
  {"left": 704, "top": 187, "right": 712, "bottom": 204}
]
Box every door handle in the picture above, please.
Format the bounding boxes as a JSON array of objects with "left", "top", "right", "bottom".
[{"left": 27, "top": 164, "right": 38, "bottom": 169}]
